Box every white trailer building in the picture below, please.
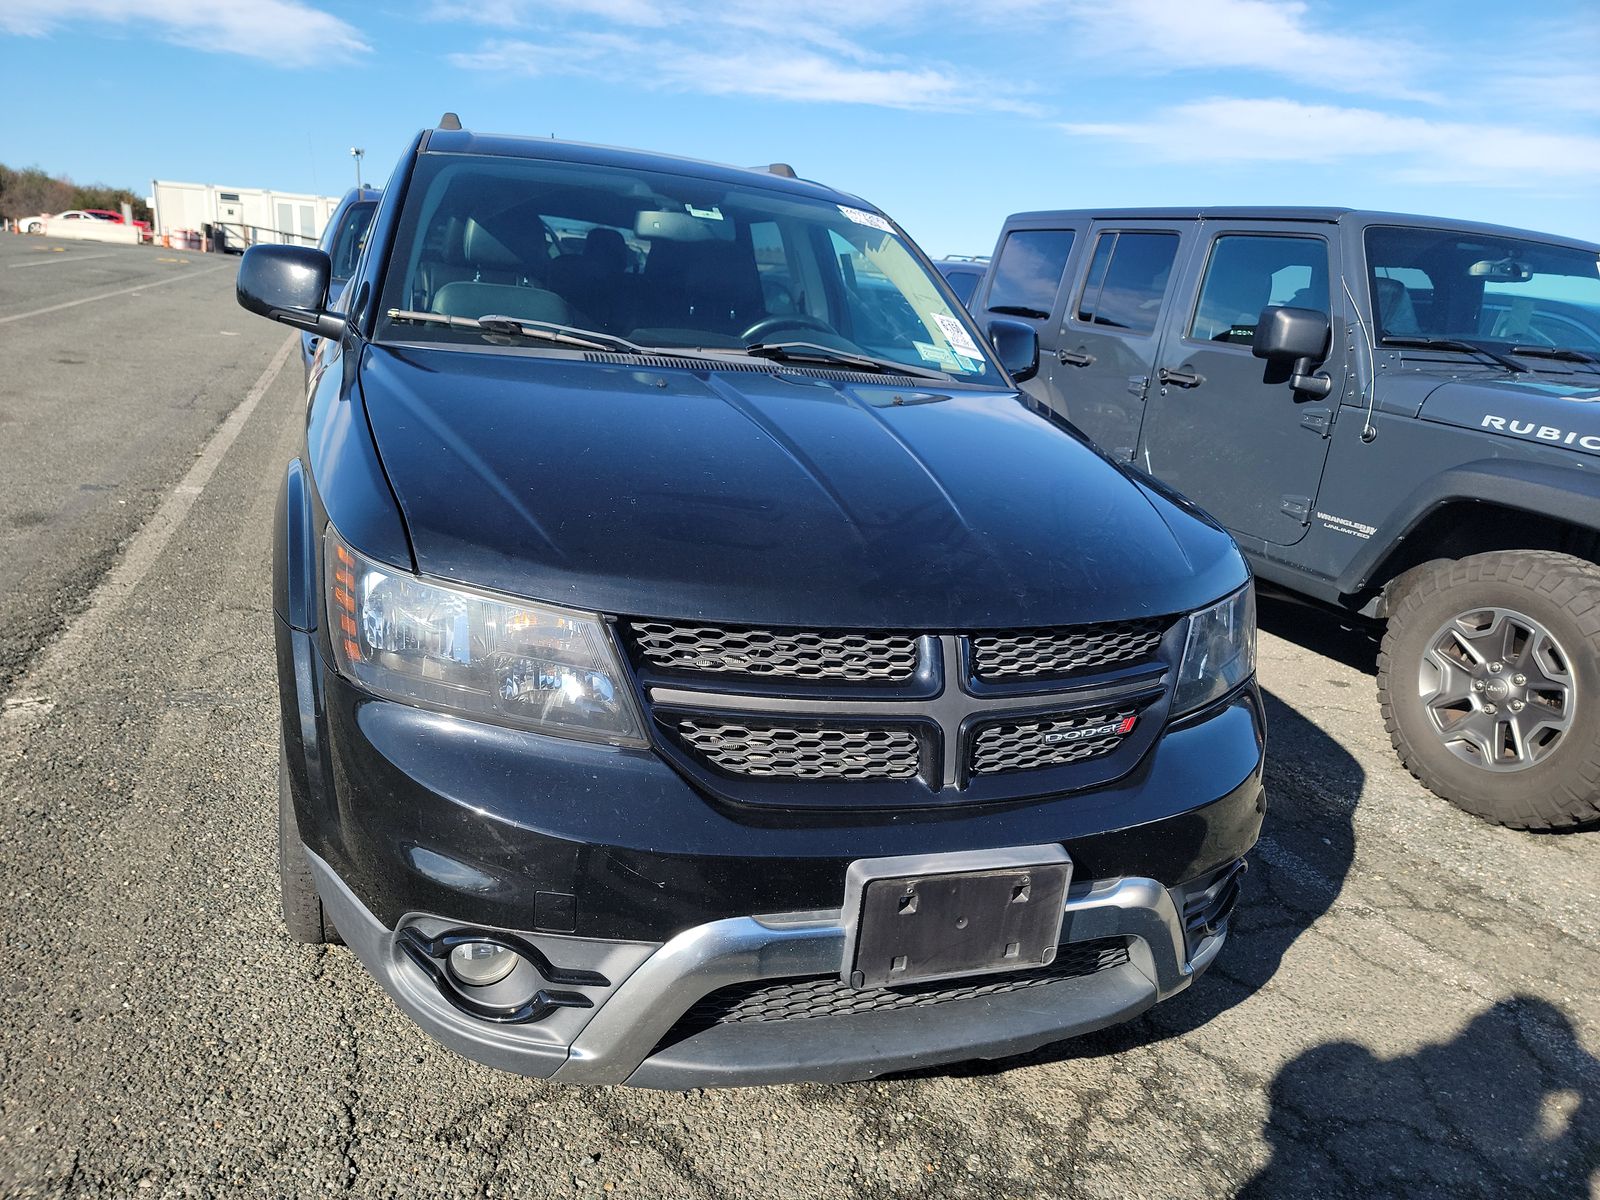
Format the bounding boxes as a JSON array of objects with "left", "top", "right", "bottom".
[{"left": 149, "top": 180, "right": 342, "bottom": 250}]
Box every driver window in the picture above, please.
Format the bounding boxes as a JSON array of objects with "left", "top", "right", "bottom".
[{"left": 1190, "top": 234, "right": 1329, "bottom": 345}]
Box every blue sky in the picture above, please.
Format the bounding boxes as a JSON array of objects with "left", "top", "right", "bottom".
[{"left": 3, "top": 0, "right": 1596, "bottom": 257}]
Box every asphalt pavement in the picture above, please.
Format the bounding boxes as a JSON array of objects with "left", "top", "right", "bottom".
[{"left": 0, "top": 234, "right": 1596, "bottom": 1199}]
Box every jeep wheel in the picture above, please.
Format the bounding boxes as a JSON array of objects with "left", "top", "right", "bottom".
[
  {"left": 1379, "top": 551, "right": 1600, "bottom": 830},
  {"left": 278, "top": 737, "right": 338, "bottom": 944}
]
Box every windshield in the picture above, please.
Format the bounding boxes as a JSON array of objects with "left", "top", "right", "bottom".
[
  {"left": 1365, "top": 226, "right": 1600, "bottom": 355},
  {"left": 327, "top": 199, "right": 377, "bottom": 283},
  {"left": 375, "top": 153, "right": 1001, "bottom": 383}
]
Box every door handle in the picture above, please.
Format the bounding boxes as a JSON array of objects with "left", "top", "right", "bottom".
[
  {"left": 1058, "top": 349, "right": 1096, "bottom": 367},
  {"left": 1157, "top": 366, "right": 1204, "bottom": 388}
]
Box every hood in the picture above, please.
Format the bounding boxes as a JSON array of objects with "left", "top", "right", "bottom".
[
  {"left": 1420, "top": 375, "right": 1600, "bottom": 457},
  {"left": 357, "top": 345, "right": 1245, "bottom": 628}
]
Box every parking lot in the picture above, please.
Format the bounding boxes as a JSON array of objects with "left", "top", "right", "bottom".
[{"left": 0, "top": 235, "right": 1596, "bottom": 1199}]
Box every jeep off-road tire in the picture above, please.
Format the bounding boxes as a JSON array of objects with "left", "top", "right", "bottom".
[
  {"left": 1378, "top": 551, "right": 1600, "bottom": 830},
  {"left": 278, "top": 738, "right": 337, "bottom": 944}
]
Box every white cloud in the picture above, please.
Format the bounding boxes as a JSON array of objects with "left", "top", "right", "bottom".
[
  {"left": 1066, "top": 98, "right": 1600, "bottom": 187},
  {"left": 1, "top": 0, "right": 368, "bottom": 65},
  {"left": 1058, "top": 0, "right": 1436, "bottom": 101},
  {"left": 448, "top": 27, "right": 1038, "bottom": 114}
]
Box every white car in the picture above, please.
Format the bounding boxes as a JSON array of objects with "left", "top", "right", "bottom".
[{"left": 18, "top": 210, "right": 107, "bottom": 233}]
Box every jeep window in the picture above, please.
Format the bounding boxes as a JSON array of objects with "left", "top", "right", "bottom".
[
  {"left": 1365, "top": 226, "right": 1600, "bottom": 355},
  {"left": 986, "top": 230, "right": 1075, "bottom": 317},
  {"left": 376, "top": 154, "right": 1002, "bottom": 383},
  {"left": 1074, "top": 231, "right": 1179, "bottom": 335},
  {"left": 1190, "top": 235, "right": 1328, "bottom": 345}
]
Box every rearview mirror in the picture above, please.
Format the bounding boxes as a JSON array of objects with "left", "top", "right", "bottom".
[
  {"left": 987, "top": 317, "right": 1039, "bottom": 383},
  {"left": 1252, "top": 305, "right": 1332, "bottom": 397},
  {"left": 237, "top": 245, "right": 345, "bottom": 337}
]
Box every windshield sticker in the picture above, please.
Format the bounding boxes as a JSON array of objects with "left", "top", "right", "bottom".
[
  {"left": 931, "top": 312, "right": 984, "bottom": 361},
  {"left": 684, "top": 204, "right": 724, "bottom": 221},
  {"left": 838, "top": 205, "right": 896, "bottom": 234},
  {"left": 914, "top": 340, "right": 960, "bottom": 368}
]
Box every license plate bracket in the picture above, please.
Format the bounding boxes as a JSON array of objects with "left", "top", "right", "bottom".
[{"left": 841, "top": 851, "right": 1071, "bottom": 989}]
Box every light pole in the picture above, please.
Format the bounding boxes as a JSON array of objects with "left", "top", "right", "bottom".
[{"left": 350, "top": 147, "right": 364, "bottom": 190}]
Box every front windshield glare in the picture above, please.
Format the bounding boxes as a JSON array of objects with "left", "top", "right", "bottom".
[
  {"left": 377, "top": 154, "right": 1001, "bottom": 382},
  {"left": 1366, "top": 226, "right": 1600, "bottom": 354}
]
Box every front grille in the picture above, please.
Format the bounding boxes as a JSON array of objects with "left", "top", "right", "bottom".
[
  {"left": 677, "top": 719, "right": 920, "bottom": 780},
  {"left": 971, "top": 619, "right": 1168, "bottom": 681},
  {"left": 971, "top": 707, "right": 1137, "bottom": 775},
  {"left": 629, "top": 621, "right": 917, "bottom": 683},
  {"left": 668, "top": 938, "right": 1128, "bottom": 1038}
]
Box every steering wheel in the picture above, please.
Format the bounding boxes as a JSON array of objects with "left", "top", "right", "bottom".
[{"left": 740, "top": 313, "right": 835, "bottom": 343}]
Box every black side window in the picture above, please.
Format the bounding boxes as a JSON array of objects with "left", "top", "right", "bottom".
[
  {"left": 1190, "top": 235, "right": 1329, "bottom": 344},
  {"left": 945, "top": 269, "right": 980, "bottom": 307},
  {"left": 1075, "top": 231, "right": 1180, "bottom": 335},
  {"left": 986, "top": 230, "right": 1075, "bottom": 316}
]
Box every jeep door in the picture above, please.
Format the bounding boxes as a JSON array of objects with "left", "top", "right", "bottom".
[
  {"left": 975, "top": 221, "right": 1080, "bottom": 408},
  {"left": 1140, "top": 223, "right": 1345, "bottom": 547},
  {"left": 1050, "top": 221, "right": 1194, "bottom": 459}
]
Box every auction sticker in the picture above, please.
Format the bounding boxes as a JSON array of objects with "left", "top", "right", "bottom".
[
  {"left": 931, "top": 312, "right": 984, "bottom": 361},
  {"left": 838, "top": 205, "right": 896, "bottom": 234}
]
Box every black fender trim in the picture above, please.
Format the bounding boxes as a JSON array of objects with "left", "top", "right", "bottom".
[{"left": 1338, "top": 459, "right": 1600, "bottom": 597}]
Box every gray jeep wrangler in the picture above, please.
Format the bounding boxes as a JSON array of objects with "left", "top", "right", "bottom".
[{"left": 974, "top": 207, "right": 1600, "bottom": 829}]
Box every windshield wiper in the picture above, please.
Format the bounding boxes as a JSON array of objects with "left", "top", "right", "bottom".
[
  {"left": 742, "top": 341, "right": 953, "bottom": 382},
  {"left": 1379, "top": 336, "right": 1525, "bottom": 372},
  {"left": 988, "top": 304, "right": 1049, "bottom": 320},
  {"left": 386, "top": 309, "right": 646, "bottom": 355},
  {"left": 1509, "top": 345, "right": 1600, "bottom": 368}
]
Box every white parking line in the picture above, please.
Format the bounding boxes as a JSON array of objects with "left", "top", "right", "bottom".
[
  {"left": 0, "top": 332, "right": 296, "bottom": 775},
  {"left": 0, "top": 263, "right": 229, "bottom": 324},
  {"left": 9, "top": 253, "right": 121, "bottom": 269}
]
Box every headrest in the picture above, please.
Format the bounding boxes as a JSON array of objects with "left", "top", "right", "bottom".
[
  {"left": 585, "top": 226, "right": 627, "bottom": 271},
  {"left": 463, "top": 218, "right": 525, "bottom": 271}
]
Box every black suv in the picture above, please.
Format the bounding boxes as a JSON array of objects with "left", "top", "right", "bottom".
[
  {"left": 238, "top": 119, "right": 1264, "bottom": 1088},
  {"left": 976, "top": 208, "right": 1600, "bottom": 830}
]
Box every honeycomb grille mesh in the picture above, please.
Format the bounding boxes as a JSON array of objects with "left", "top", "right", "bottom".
[
  {"left": 677, "top": 719, "right": 920, "bottom": 780},
  {"left": 971, "top": 708, "right": 1137, "bottom": 775},
  {"left": 971, "top": 619, "right": 1168, "bottom": 680},
  {"left": 670, "top": 939, "right": 1129, "bottom": 1035},
  {"left": 629, "top": 622, "right": 917, "bottom": 682}
]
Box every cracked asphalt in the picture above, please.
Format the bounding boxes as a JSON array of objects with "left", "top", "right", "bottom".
[{"left": 0, "top": 236, "right": 1596, "bottom": 1199}]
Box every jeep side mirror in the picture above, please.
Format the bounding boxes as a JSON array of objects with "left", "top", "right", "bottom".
[
  {"left": 987, "top": 317, "right": 1039, "bottom": 383},
  {"left": 237, "top": 245, "right": 346, "bottom": 338},
  {"left": 1252, "top": 305, "right": 1331, "bottom": 398}
]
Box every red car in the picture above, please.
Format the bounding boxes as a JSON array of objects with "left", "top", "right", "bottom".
[{"left": 84, "top": 209, "right": 153, "bottom": 238}]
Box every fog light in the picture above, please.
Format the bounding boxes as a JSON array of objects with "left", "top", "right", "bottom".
[{"left": 447, "top": 940, "right": 518, "bottom": 987}]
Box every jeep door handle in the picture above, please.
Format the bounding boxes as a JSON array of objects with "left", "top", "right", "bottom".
[
  {"left": 1157, "top": 366, "right": 1204, "bottom": 388},
  {"left": 1058, "top": 349, "right": 1096, "bottom": 367}
]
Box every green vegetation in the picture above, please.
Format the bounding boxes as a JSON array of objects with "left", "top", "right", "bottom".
[{"left": 0, "top": 164, "right": 152, "bottom": 224}]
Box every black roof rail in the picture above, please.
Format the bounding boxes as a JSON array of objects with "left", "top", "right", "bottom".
[
  {"left": 749, "top": 163, "right": 797, "bottom": 179},
  {"left": 438, "top": 112, "right": 463, "bottom": 131}
]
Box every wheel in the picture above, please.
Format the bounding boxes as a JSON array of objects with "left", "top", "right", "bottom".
[
  {"left": 1378, "top": 551, "right": 1600, "bottom": 830},
  {"left": 278, "top": 737, "right": 338, "bottom": 943},
  {"left": 25, "top": 221, "right": 42, "bottom": 234}
]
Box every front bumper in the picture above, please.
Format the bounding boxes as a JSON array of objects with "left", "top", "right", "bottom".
[{"left": 310, "top": 848, "right": 1242, "bottom": 1088}]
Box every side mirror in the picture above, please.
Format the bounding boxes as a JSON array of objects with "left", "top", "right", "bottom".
[
  {"left": 1252, "top": 305, "right": 1332, "bottom": 397},
  {"left": 237, "top": 245, "right": 346, "bottom": 338},
  {"left": 987, "top": 317, "right": 1039, "bottom": 383}
]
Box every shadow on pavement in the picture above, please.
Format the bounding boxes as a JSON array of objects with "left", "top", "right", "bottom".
[
  {"left": 1258, "top": 591, "right": 1380, "bottom": 677},
  {"left": 929, "top": 683, "right": 1361, "bottom": 1076},
  {"left": 1238, "top": 995, "right": 1600, "bottom": 1198}
]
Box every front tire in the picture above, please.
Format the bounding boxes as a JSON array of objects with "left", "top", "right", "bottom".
[
  {"left": 1379, "top": 551, "right": 1600, "bottom": 830},
  {"left": 278, "top": 737, "right": 337, "bottom": 943}
]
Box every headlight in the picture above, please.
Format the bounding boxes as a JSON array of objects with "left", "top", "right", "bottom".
[
  {"left": 325, "top": 531, "right": 644, "bottom": 744},
  {"left": 1172, "top": 584, "right": 1256, "bottom": 716}
]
